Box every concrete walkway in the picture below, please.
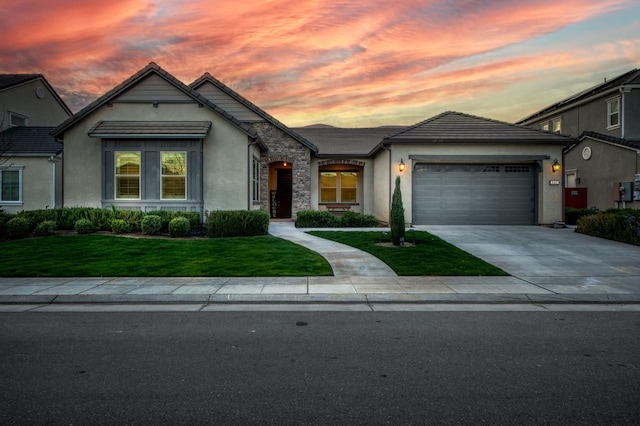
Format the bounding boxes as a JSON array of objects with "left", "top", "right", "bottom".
[
  {"left": 0, "top": 225, "right": 639, "bottom": 308},
  {"left": 268, "top": 222, "right": 396, "bottom": 276}
]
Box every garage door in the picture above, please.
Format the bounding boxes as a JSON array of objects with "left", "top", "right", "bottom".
[{"left": 412, "top": 164, "right": 535, "bottom": 225}]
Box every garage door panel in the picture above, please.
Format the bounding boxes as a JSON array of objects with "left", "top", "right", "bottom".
[{"left": 412, "top": 164, "right": 535, "bottom": 225}]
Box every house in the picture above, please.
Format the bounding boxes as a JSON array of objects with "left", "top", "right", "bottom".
[
  {"left": 53, "top": 63, "right": 572, "bottom": 225},
  {"left": 0, "top": 74, "right": 72, "bottom": 213},
  {"left": 517, "top": 68, "right": 640, "bottom": 210}
]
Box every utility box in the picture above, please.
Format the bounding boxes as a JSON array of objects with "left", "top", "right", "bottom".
[
  {"left": 614, "top": 182, "right": 634, "bottom": 202},
  {"left": 565, "top": 188, "right": 587, "bottom": 209}
]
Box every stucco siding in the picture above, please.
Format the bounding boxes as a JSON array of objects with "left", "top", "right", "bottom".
[
  {"left": 566, "top": 138, "right": 639, "bottom": 210},
  {"left": 372, "top": 150, "right": 391, "bottom": 222},
  {"left": 624, "top": 89, "right": 640, "bottom": 139},
  {"left": 1, "top": 156, "right": 59, "bottom": 214},
  {"left": 1, "top": 80, "right": 70, "bottom": 130},
  {"left": 387, "top": 144, "right": 564, "bottom": 225},
  {"left": 115, "top": 74, "right": 193, "bottom": 103}
]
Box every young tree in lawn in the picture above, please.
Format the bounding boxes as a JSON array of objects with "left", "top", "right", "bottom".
[{"left": 390, "top": 176, "right": 405, "bottom": 246}]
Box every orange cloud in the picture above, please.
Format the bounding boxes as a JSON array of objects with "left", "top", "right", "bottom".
[{"left": 0, "top": 0, "right": 636, "bottom": 125}]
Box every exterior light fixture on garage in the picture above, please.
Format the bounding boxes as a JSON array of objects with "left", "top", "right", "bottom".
[
  {"left": 552, "top": 159, "right": 561, "bottom": 173},
  {"left": 399, "top": 158, "right": 405, "bottom": 172}
]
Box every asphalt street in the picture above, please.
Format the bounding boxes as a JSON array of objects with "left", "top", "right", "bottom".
[{"left": 2, "top": 311, "right": 639, "bottom": 425}]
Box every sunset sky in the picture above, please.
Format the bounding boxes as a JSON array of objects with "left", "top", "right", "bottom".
[{"left": 1, "top": 0, "right": 639, "bottom": 127}]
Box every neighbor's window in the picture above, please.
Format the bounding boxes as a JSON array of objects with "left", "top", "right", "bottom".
[
  {"left": 320, "top": 171, "right": 358, "bottom": 203},
  {"left": 161, "top": 152, "right": 186, "bottom": 200},
  {"left": 540, "top": 122, "right": 550, "bottom": 132},
  {"left": 252, "top": 156, "right": 260, "bottom": 203},
  {"left": 607, "top": 97, "right": 620, "bottom": 129},
  {"left": 9, "top": 112, "right": 28, "bottom": 127},
  {"left": 115, "top": 151, "right": 141, "bottom": 199},
  {"left": 0, "top": 167, "right": 22, "bottom": 203},
  {"left": 551, "top": 117, "right": 562, "bottom": 133}
]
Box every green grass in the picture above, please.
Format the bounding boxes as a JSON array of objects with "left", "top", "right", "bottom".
[
  {"left": 307, "top": 230, "right": 508, "bottom": 276},
  {"left": 0, "top": 235, "right": 332, "bottom": 277}
]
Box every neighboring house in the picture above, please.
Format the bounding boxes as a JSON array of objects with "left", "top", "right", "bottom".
[
  {"left": 53, "top": 63, "right": 572, "bottom": 225},
  {"left": 0, "top": 74, "right": 72, "bottom": 213},
  {"left": 517, "top": 68, "right": 640, "bottom": 210}
]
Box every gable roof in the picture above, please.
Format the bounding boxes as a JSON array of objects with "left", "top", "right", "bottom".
[
  {"left": 517, "top": 68, "right": 640, "bottom": 124},
  {"left": 370, "top": 111, "right": 574, "bottom": 154},
  {"left": 293, "top": 126, "right": 404, "bottom": 157},
  {"left": 50, "top": 63, "right": 262, "bottom": 148},
  {"left": 1, "top": 126, "right": 62, "bottom": 155},
  {"left": 0, "top": 74, "right": 72, "bottom": 116},
  {"left": 573, "top": 131, "right": 640, "bottom": 152},
  {"left": 190, "top": 73, "right": 318, "bottom": 153}
]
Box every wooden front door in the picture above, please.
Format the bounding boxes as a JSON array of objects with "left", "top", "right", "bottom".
[{"left": 275, "top": 169, "right": 292, "bottom": 218}]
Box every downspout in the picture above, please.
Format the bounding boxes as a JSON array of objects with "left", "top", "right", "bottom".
[
  {"left": 380, "top": 143, "right": 392, "bottom": 222},
  {"left": 248, "top": 138, "right": 259, "bottom": 210}
]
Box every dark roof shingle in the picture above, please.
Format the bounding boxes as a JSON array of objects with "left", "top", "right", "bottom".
[
  {"left": 0, "top": 127, "right": 61, "bottom": 155},
  {"left": 88, "top": 121, "right": 212, "bottom": 138},
  {"left": 292, "top": 126, "right": 404, "bottom": 156}
]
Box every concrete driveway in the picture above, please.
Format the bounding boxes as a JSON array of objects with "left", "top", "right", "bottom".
[{"left": 419, "top": 226, "right": 640, "bottom": 294}]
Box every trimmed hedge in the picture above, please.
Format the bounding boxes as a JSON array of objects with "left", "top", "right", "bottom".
[
  {"left": 7, "top": 217, "right": 30, "bottom": 239},
  {"left": 35, "top": 220, "right": 57, "bottom": 237},
  {"left": 576, "top": 209, "right": 640, "bottom": 246},
  {"left": 295, "top": 210, "right": 379, "bottom": 228},
  {"left": 141, "top": 215, "right": 162, "bottom": 235},
  {"left": 169, "top": 216, "right": 191, "bottom": 238},
  {"left": 565, "top": 207, "right": 599, "bottom": 225},
  {"left": 74, "top": 218, "right": 96, "bottom": 234},
  {"left": 110, "top": 219, "right": 131, "bottom": 234},
  {"left": 0, "top": 210, "right": 15, "bottom": 239},
  {"left": 206, "top": 210, "right": 270, "bottom": 238}
]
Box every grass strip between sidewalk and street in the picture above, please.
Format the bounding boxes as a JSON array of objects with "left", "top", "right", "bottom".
[
  {"left": 307, "top": 230, "right": 508, "bottom": 276},
  {"left": 0, "top": 235, "right": 333, "bottom": 277}
]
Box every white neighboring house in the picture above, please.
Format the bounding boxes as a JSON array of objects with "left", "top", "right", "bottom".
[{"left": 0, "top": 74, "right": 72, "bottom": 213}]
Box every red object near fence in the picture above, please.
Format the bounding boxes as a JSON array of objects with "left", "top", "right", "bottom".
[{"left": 565, "top": 188, "right": 587, "bottom": 209}]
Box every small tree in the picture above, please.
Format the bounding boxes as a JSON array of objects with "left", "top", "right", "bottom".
[{"left": 390, "top": 176, "right": 405, "bottom": 246}]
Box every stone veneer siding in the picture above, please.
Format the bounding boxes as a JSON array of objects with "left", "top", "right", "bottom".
[{"left": 251, "top": 122, "right": 312, "bottom": 218}]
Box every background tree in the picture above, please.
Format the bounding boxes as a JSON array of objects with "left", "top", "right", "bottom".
[{"left": 390, "top": 176, "right": 405, "bottom": 246}]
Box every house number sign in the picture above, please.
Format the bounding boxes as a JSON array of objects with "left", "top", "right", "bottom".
[{"left": 549, "top": 180, "right": 560, "bottom": 185}]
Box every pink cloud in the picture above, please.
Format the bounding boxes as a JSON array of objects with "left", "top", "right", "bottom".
[{"left": 0, "top": 0, "right": 636, "bottom": 124}]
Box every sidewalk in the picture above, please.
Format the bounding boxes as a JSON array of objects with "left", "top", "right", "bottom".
[{"left": 1, "top": 223, "right": 639, "bottom": 306}]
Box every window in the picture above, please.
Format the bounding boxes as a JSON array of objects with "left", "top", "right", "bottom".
[
  {"left": 320, "top": 171, "right": 358, "bottom": 203},
  {"left": 551, "top": 117, "right": 562, "bottom": 133},
  {"left": 607, "top": 97, "right": 620, "bottom": 129},
  {"left": 161, "top": 152, "right": 186, "bottom": 200},
  {"left": 9, "top": 112, "right": 28, "bottom": 127},
  {"left": 540, "top": 123, "right": 550, "bottom": 132},
  {"left": 252, "top": 156, "right": 260, "bottom": 203},
  {"left": 0, "top": 167, "right": 23, "bottom": 203},
  {"left": 115, "top": 152, "right": 140, "bottom": 199}
]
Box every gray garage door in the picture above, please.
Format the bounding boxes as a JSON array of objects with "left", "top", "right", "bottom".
[{"left": 412, "top": 164, "right": 536, "bottom": 225}]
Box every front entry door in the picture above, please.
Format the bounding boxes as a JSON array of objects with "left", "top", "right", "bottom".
[{"left": 275, "top": 169, "right": 292, "bottom": 218}]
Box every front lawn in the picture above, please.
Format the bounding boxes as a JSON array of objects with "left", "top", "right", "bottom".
[
  {"left": 307, "top": 231, "right": 507, "bottom": 276},
  {"left": 0, "top": 235, "right": 332, "bottom": 277}
]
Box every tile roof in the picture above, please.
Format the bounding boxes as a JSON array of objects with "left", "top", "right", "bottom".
[
  {"left": 292, "top": 126, "right": 405, "bottom": 156},
  {"left": 517, "top": 68, "right": 640, "bottom": 124},
  {"left": 51, "top": 63, "right": 261, "bottom": 147},
  {"left": 88, "top": 121, "right": 212, "bottom": 138},
  {"left": 190, "top": 73, "right": 318, "bottom": 153},
  {"left": 0, "top": 126, "right": 61, "bottom": 155},
  {"left": 372, "top": 111, "right": 573, "bottom": 154},
  {"left": 0, "top": 74, "right": 42, "bottom": 91},
  {"left": 579, "top": 131, "right": 640, "bottom": 151}
]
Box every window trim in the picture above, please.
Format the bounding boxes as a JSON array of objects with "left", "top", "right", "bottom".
[
  {"left": 114, "top": 151, "right": 141, "bottom": 200},
  {"left": 8, "top": 111, "right": 28, "bottom": 127},
  {"left": 540, "top": 122, "right": 550, "bottom": 132},
  {"left": 606, "top": 96, "right": 621, "bottom": 130},
  {"left": 252, "top": 156, "right": 261, "bottom": 203},
  {"left": 319, "top": 170, "right": 359, "bottom": 204},
  {"left": 0, "top": 166, "right": 24, "bottom": 204},
  {"left": 160, "top": 151, "right": 187, "bottom": 201},
  {"left": 550, "top": 116, "right": 562, "bottom": 133}
]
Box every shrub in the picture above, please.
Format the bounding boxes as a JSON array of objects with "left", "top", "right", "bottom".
[
  {"left": 7, "top": 217, "right": 30, "bottom": 239},
  {"left": 0, "top": 210, "right": 15, "bottom": 239},
  {"left": 141, "top": 214, "right": 162, "bottom": 235},
  {"left": 390, "top": 176, "right": 405, "bottom": 245},
  {"left": 576, "top": 211, "right": 640, "bottom": 246},
  {"left": 340, "top": 211, "right": 379, "bottom": 227},
  {"left": 206, "top": 210, "right": 270, "bottom": 237},
  {"left": 169, "top": 216, "right": 191, "bottom": 238},
  {"left": 35, "top": 220, "right": 57, "bottom": 237},
  {"left": 110, "top": 219, "right": 131, "bottom": 234},
  {"left": 295, "top": 210, "right": 340, "bottom": 228},
  {"left": 74, "top": 218, "right": 96, "bottom": 234},
  {"left": 565, "top": 207, "right": 598, "bottom": 225},
  {"left": 113, "top": 210, "right": 145, "bottom": 232}
]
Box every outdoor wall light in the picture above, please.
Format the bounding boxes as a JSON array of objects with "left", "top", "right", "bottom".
[
  {"left": 552, "top": 159, "right": 561, "bottom": 173},
  {"left": 399, "top": 158, "right": 405, "bottom": 172}
]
